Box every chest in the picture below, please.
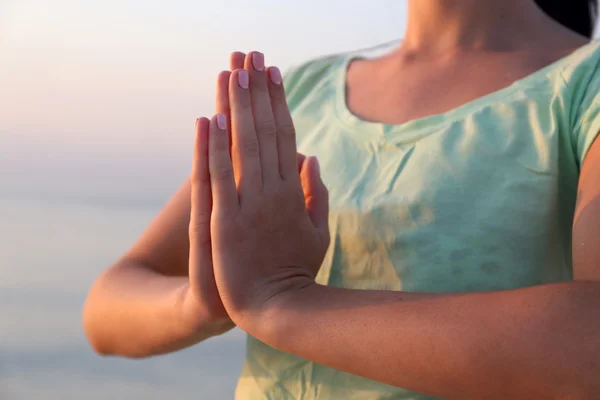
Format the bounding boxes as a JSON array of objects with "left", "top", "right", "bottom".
[
  {"left": 296, "top": 99, "right": 576, "bottom": 292},
  {"left": 346, "top": 51, "right": 575, "bottom": 127}
]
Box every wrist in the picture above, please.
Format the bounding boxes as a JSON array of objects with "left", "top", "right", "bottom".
[
  {"left": 180, "top": 283, "right": 234, "bottom": 338},
  {"left": 236, "top": 278, "right": 320, "bottom": 347}
]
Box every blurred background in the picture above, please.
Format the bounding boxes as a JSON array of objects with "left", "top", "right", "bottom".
[{"left": 0, "top": 1, "right": 407, "bottom": 398}]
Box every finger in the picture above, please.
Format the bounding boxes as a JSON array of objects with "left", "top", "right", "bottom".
[
  {"left": 223, "top": 52, "right": 245, "bottom": 158},
  {"left": 215, "top": 70, "right": 232, "bottom": 115},
  {"left": 189, "top": 117, "right": 213, "bottom": 272},
  {"left": 229, "top": 68, "right": 263, "bottom": 194},
  {"left": 297, "top": 152, "right": 306, "bottom": 173},
  {"left": 189, "top": 117, "right": 226, "bottom": 314},
  {"left": 245, "top": 51, "right": 279, "bottom": 184},
  {"left": 209, "top": 114, "right": 239, "bottom": 216},
  {"left": 215, "top": 70, "right": 233, "bottom": 157},
  {"left": 267, "top": 66, "right": 299, "bottom": 182},
  {"left": 301, "top": 156, "right": 330, "bottom": 246},
  {"left": 229, "top": 51, "right": 246, "bottom": 71}
]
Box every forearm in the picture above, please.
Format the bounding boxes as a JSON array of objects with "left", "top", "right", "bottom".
[
  {"left": 254, "top": 281, "right": 600, "bottom": 400},
  {"left": 83, "top": 260, "right": 233, "bottom": 358}
]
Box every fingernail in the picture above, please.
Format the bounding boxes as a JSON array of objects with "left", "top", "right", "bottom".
[
  {"left": 217, "top": 114, "right": 227, "bottom": 130},
  {"left": 269, "top": 67, "right": 282, "bottom": 85},
  {"left": 238, "top": 70, "right": 249, "bottom": 89},
  {"left": 252, "top": 52, "right": 265, "bottom": 71}
]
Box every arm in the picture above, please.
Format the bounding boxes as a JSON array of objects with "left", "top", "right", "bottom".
[
  {"left": 262, "top": 281, "right": 599, "bottom": 400},
  {"left": 82, "top": 51, "right": 313, "bottom": 358},
  {"left": 82, "top": 52, "right": 251, "bottom": 358},
  {"left": 205, "top": 53, "right": 600, "bottom": 399},
  {"left": 83, "top": 178, "right": 234, "bottom": 358},
  {"left": 251, "top": 139, "right": 600, "bottom": 400}
]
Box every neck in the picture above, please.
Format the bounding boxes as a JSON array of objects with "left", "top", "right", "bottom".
[{"left": 403, "top": 0, "right": 558, "bottom": 54}]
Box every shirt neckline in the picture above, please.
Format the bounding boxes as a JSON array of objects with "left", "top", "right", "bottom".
[{"left": 333, "top": 40, "right": 600, "bottom": 145}]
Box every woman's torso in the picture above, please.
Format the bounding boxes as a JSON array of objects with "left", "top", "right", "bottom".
[{"left": 235, "top": 40, "right": 600, "bottom": 400}]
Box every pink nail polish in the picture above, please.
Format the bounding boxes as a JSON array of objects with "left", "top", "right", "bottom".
[
  {"left": 238, "top": 70, "right": 249, "bottom": 89},
  {"left": 217, "top": 114, "right": 227, "bottom": 130},
  {"left": 252, "top": 52, "right": 265, "bottom": 71},
  {"left": 269, "top": 67, "right": 282, "bottom": 85}
]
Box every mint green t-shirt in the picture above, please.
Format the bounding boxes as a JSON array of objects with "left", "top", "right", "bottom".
[{"left": 235, "top": 40, "right": 600, "bottom": 400}]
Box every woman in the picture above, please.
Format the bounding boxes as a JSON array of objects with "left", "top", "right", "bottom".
[{"left": 84, "top": 0, "right": 600, "bottom": 398}]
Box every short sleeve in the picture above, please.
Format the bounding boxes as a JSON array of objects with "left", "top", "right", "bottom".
[
  {"left": 281, "top": 65, "right": 303, "bottom": 111},
  {"left": 572, "top": 59, "right": 600, "bottom": 165},
  {"left": 281, "top": 55, "right": 338, "bottom": 113}
]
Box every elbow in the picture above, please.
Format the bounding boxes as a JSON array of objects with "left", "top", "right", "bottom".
[
  {"left": 82, "top": 266, "right": 118, "bottom": 356},
  {"left": 82, "top": 266, "right": 134, "bottom": 358},
  {"left": 85, "top": 334, "right": 112, "bottom": 357},
  {"left": 82, "top": 273, "right": 138, "bottom": 358},
  {"left": 83, "top": 325, "right": 109, "bottom": 357},
  {"left": 81, "top": 271, "right": 170, "bottom": 360},
  {"left": 82, "top": 299, "right": 152, "bottom": 359},
  {"left": 82, "top": 289, "right": 114, "bottom": 357}
]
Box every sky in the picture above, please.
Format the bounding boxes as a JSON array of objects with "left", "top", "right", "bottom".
[
  {"left": 1, "top": 0, "right": 408, "bottom": 206},
  {"left": 0, "top": 5, "right": 408, "bottom": 397}
]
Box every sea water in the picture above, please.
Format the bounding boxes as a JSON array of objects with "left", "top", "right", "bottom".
[{"left": 0, "top": 196, "right": 245, "bottom": 399}]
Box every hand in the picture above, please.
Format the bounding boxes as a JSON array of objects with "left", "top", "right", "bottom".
[
  {"left": 185, "top": 52, "right": 321, "bottom": 330},
  {"left": 182, "top": 53, "right": 252, "bottom": 333},
  {"left": 194, "top": 51, "right": 330, "bottom": 330}
]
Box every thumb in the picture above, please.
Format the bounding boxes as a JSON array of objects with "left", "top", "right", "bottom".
[
  {"left": 300, "top": 156, "right": 329, "bottom": 245},
  {"left": 297, "top": 152, "right": 306, "bottom": 173}
]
